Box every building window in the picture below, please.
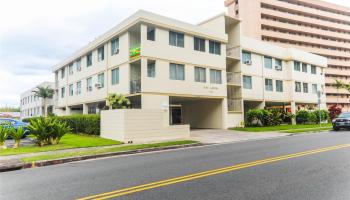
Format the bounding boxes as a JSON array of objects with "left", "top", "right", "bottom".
[
  {"left": 194, "top": 37, "right": 205, "bottom": 52},
  {"left": 61, "top": 68, "right": 65, "bottom": 79},
  {"left": 194, "top": 67, "right": 206, "bottom": 83},
  {"left": 275, "top": 59, "right": 282, "bottom": 71},
  {"left": 209, "top": 41, "right": 221, "bottom": 55},
  {"left": 312, "top": 84, "right": 317, "bottom": 94},
  {"left": 111, "top": 68, "right": 119, "bottom": 85},
  {"left": 243, "top": 75, "right": 252, "bottom": 89},
  {"left": 76, "top": 59, "right": 81, "bottom": 71},
  {"left": 311, "top": 65, "right": 317, "bottom": 74},
  {"left": 97, "top": 73, "right": 104, "bottom": 88},
  {"left": 76, "top": 81, "right": 81, "bottom": 95},
  {"left": 111, "top": 38, "right": 119, "bottom": 55},
  {"left": 147, "top": 26, "right": 155, "bottom": 41},
  {"left": 87, "top": 77, "right": 93, "bottom": 92},
  {"left": 98, "top": 46, "right": 104, "bottom": 61},
  {"left": 69, "top": 84, "right": 74, "bottom": 96},
  {"left": 210, "top": 69, "right": 222, "bottom": 84},
  {"left": 69, "top": 64, "right": 74, "bottom": 75},
  {"left": 242, "top": 51, "right": 251, "bottom": 64},
  {"left": 61, "top": 87, "right": 65, "bottom": 98},
  {"left": 276, "top": 80, "right": 283, "bottom": 92},
  {"left": 294, "top": 61, "right": 300, "bottom": 71},
  {"left": 87, "top": 52, "right": 92, "bottom": 67},
  {"left": 169, "top": 63, "right": 185, "bottom": 80},
  {"left": 147, "top": 60, "right": 156, "bottom": 78},
  {"left": 303, "top": 83, "right": 308, "bottom": 93},
  {"left": 302, "top": 63, "right": 307, "bottom": 73},
  {"left": 295, "top": 82, "right": 301, "bottom": 92},
  {"left": 265, "top": 78, "right": 273, "bottom": 91},
  {"left": 264, "top": 56, "right": 272, "bottom": 69},
  {"left": 169, "top": 31, "right": 184, "bottom": 47}
]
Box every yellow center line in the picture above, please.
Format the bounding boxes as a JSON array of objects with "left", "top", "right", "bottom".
[{"left": 78, "top": 143, "right": 350, "bottom": 200}]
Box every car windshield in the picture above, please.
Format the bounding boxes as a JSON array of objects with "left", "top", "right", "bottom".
[{"left": 338, "top": 113, "right": 350, "bottom": 118}]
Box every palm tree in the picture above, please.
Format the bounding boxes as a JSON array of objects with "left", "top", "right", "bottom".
[
  {"left": 32, "top": 86, "right": 54, "bottom": 117},
  {"left": 333, "top": 79, "right": 344, "bottom": 106}
]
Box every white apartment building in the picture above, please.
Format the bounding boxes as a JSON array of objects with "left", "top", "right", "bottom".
[
  {"left": 52, "top": 10, "right": 327, "bottom": 129},
  {"left": 20, "top": 82, "right": 55, "bottom": 119}
]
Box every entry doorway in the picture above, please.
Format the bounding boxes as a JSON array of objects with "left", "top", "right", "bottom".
[{"left": 170, "top": 105, "right": 182, "bottom": 125}]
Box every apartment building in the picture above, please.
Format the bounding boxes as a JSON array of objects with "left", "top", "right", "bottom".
[
  {"left": 225, "top": 0, "right": 350, "bottom": 109},
  {"left": 52, "top": 10, "right": 326, "bottom": 129},
  {"left": 20, "top": 82, "right": 54, "bottom": 119}
]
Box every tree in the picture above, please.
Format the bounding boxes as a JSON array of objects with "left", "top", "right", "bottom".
[
  {"left": 106, "top": 94, "right": 131, "bottom": 109},
  {"left": 32, "top": 86, "right": 54, "bottom": 117},
  {"left": 343, "top": 83, "right": 350, "bottom": 111},
  {"left": 333, "top": 79, "right": 344, "bottom": 106},
  {"left": 328, "top": 104, "right": 342, "bottom": 120}
]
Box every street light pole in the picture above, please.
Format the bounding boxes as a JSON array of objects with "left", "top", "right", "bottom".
[{"left": 317, "top": 91, "right": 321, "bottom": 128}]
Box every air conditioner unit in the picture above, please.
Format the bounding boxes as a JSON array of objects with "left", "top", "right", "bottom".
[
  {"left": 244, "top": 60, "right": 252, "bottom": 65},
  {"left": 275, "top": 65, "right": 282, "bottom": 71},
  {"left": 95, "top": 83, "right": 102, "bottom": 88}
]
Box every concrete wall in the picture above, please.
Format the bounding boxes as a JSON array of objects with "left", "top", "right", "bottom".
[{"left": 101, "top": 109, "right": 190, "bottom": 143}]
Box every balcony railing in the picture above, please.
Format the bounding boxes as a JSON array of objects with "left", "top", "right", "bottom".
[
  {"left": 226, "top": 46, "right": 240, "bottom": 60},
  {"left": 228, "top": 99, "right": 242, "bottom": 112},
  {"left": 226, "top": 72, "right": 241, "bottom": 86},
  {"left": 130, "top": 79, "right": 141, "bottom": 94}
]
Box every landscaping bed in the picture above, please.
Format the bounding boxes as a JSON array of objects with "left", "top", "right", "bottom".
[{"left": 231, "top": 123, "right": 332, "bottom": 132}]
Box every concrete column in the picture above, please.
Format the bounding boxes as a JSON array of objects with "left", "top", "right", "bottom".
[
  {"left": 65, "top": 106, "right": 71, "bottom": 116},
  {"left": 258, "top": 101, "right": 266, "bottom": 109},
  {"left": 291, "top": 101, "right": 296, "bottom": 125},
  {"left": 83, "top": 104, "right": 89, "bottom": 114}
]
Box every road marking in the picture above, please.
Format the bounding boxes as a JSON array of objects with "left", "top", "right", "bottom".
[{"left": 78, "top": 143, "right": 350, "bottom": 200}]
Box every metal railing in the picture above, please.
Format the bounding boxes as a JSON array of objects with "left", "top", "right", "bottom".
[
  {"left": 226, "top": 46, "right": 241, "bottom": 60},
  {"left": 226, "top": 72, "right": 241, "bottom": 85},
  {"left": 228, "top": 99, "right": 242, "bottom": 112},
  {"left": 130, "top": 79, "right": 141, "bottom": 94}
]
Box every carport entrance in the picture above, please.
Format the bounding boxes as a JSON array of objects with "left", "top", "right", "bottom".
[{"left": 169, "top": 96, "right": 224, "bottom": 129}]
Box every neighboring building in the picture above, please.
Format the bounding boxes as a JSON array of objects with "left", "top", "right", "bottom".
[
  {"left": 52, "top": 10, "right": 327, "bottom": 129},
  {"left": 225, "top": 0, "right": 350, "bottom": 109},
  {"left": 20, "top": 82, "right": 55, "bottom": 119}
]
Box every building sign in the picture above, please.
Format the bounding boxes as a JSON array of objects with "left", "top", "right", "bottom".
[{"left": 129, "top": 47, "right": 141, "bottom": 60}]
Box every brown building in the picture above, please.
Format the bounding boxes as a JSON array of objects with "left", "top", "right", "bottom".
[{"left": 225, "top": 0, "right": 350, "bottom": 110}]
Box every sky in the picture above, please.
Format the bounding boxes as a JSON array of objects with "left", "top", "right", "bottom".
[{"left": 0, "top": 0, "right": 349, "bottom": 107}]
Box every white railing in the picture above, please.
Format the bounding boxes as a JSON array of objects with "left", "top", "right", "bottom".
[
  {"left": 226, "top": 72, "right": 241, "bottom": 85},
  {"left": 228, "top": 99, "right": 242, "bottom": 112},
  {"left": 226, "top": 46, "right": 240, "bottom": 60}
]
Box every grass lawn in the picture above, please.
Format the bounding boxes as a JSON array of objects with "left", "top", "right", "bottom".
[
  {"left": 0, "top": 134, "right": 122, "bottom": 156},
  {"left": 231, "top": 123, "right": 332, "bottom": 132},
  {"left": 282, "top": 127, "right": 332, "bottom": 134},
  {"left": 21, "top": 140, "right": 197, "bottom": 162}
]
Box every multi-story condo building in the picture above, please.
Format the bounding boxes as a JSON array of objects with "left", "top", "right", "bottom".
[
  {"left": 52, "top": 10, "right": 326, "bottom": 128},
  {"left": 20, "top": 82, "right": 54, "bottom": 119},
  {"left": 225, "top": 0, "right": 350, "bottom": 109}
]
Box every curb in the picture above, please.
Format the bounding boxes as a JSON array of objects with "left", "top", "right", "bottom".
[{"left": 0, "top": 143, "right": 205, "bottom": 173}]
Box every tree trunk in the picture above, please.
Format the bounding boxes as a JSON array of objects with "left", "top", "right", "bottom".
[
  {"left": 13, "top": 140, "right": 20, "bottom": 149},
  {"left": 43, "top": 98, "right": 47, "bottom": 117},
  {"left": 0, "top": 142, "right": 7, "bottom": 149}
]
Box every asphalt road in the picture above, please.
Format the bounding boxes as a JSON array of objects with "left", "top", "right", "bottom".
[{"left": 1, "top": 131, "right": 350, "bottom": 200}]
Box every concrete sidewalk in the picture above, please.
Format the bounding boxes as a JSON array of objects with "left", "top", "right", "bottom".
[{"left": 190, "top": 129, "right": 289, "bottom": 144}]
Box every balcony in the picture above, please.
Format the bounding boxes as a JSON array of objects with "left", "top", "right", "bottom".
[
  {"left": 130, "top": 79, "right": 141, "bottom": 94},
  {"left": 228, "top": 99, "right": 242, "bottom": 112},
  {"left": 226, "top": 72, "right": 241, "bottom": 86},
  {"left": 226, "top": 46, "right": 240, "bottom": 61}
]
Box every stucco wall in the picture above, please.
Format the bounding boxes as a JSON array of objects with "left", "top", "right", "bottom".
[{"left": 101, "top": 109, "right": 190, "bottom": 143}]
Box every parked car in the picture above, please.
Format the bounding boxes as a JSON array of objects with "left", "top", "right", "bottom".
[
  {"left": 332, "top": 112, "right": 350, "bottom": 131},
  {"left": 0, "top": 118, "right": 30, "bottom": 138}
]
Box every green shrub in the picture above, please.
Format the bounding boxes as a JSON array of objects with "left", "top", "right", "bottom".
[
  {"left": 296, "top": 110, "right": 309, "bottom": 124},
  {"left": 246, "top": 108, "right": 282, "bottom": 127},
  {"left": 28, "top": 117, "right": 71, "bottom": 146},
  {"left": 246, "top": 109, "right": 263, "bottom": 127},
  {"left": 0, "top": 126, "right": 10, "bottom": 149},
  {"left": 24, "top": 114, "right": 100, "bottom": 135},
  {"left": 10, "top": 127, "right": 28, "bottom": 148}
]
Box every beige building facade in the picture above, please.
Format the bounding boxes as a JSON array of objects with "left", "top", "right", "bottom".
[
  {"left": 52, "top": 10, "right": 327, "bottom": 133},
  {"left": 20, "top": 82, "right": 55, "bottom": 119},
  {"left": 225, "top": 0, "right": 350, "bottom": 109}
]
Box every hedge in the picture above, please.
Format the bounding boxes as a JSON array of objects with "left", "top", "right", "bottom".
[{"left": 23, "top": 114, "right": 100, "bottom": 135}]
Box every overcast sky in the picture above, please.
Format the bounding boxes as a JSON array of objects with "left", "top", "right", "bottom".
[{"left": 0, "top": 0, "right": 349, "bottom": 107}]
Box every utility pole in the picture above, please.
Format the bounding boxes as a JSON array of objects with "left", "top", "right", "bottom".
[{"left": 317, "top": 91, "right": 321, "bottom": 128}]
